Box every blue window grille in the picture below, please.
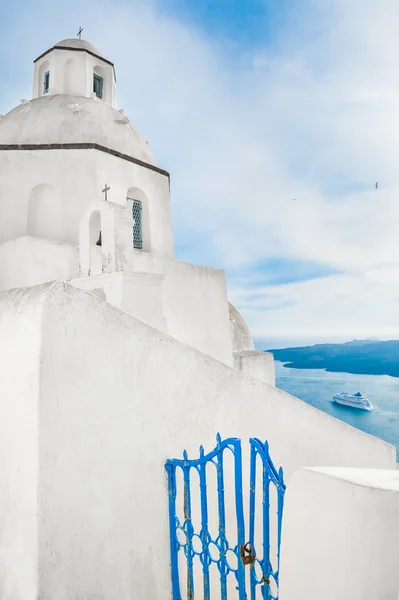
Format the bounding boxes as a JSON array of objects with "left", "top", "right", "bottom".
[
  {"left": 132, "top": 200, "right": 143, "bottom": 249},
  {"left": 93, "top": 74, "right": 103, "bottom": 98},
  {"left": 43, "top": 71, "right": 50, "bottom": 94}
]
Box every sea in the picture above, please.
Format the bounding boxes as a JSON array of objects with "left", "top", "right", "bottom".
[{"left": 274, "top": 361, "right": 399, "bottom": 460}]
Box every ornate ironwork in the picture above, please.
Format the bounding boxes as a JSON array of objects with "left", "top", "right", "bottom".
[
  {"left": 248, "top": 438, "right": 286, "bottom": 599},
  {"left": 132, "top": 199, "right": 142, "bottom": 249},
  {"left": 165, "top": 435, "right": 286, "bottom": 600}
]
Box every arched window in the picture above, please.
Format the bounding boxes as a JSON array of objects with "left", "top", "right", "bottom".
[
  {"left": 38, "top": 60, "right": 50, "bottom": 97},
  {"left": 93, "top": 65, "right": 106, "bottom": 100},
  {"left": 126, "top": 187, "right": 150, "bottom": 252},
  {"left": 27, "top": 184, "right": 62, "bottom": 241},
  {"left": 43, "top": 71, "right": 50, "bottom": 94},
  {"left": 132, "top": 200, "right": 142, "bottom": 249}
]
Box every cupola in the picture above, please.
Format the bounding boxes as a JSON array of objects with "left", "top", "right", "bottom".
[{"left": 32, "top": 37, "right": 116, "bottom": 107}]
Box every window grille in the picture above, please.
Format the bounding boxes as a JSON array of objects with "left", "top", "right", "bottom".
[
  {"left": 43, "top": 71, "right": 50, "bottom": 94},
  {"left": 132, "top": 200, "right": 143, "bottom": 249},
  {"left": 93, "top": 74, "right": 103, "bottom": 99}
]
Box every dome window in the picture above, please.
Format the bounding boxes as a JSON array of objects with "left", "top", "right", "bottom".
[
  {"left": 132, "top": 200, "right": 143, "bottom": 249},
  {"left": 93, "top": 74, "right": 103, "bottom": 99},
  {"left": 43, "top": 71, "right": 50, "bottom": 94}
]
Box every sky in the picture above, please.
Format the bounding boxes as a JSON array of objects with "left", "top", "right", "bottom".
[{"left": 1, "top": 0, "right": 399, "bottom": 348}]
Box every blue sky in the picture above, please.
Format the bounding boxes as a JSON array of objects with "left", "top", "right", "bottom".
[{"left": 1, "top": 0, "right": 399, "bottom": 347}]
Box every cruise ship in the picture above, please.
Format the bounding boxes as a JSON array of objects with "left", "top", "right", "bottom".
[{"left": 332, "top": 392, "right": 374, "bottom": 411}]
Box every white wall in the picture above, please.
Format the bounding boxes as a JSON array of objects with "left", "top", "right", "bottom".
[
  {"left": 0, "top": 149, "right": 173, "bottom": 259},
  {"left": 0, "top": 286, "right": 44, "bottom": 599},
  {"left": 74, "top": 253, "right": 233, "bottom": 364},
  {"left": 279, "top": 467, "right": 399, "bottom": 600},
  {"left": 0, "top": 282, "right": 394, "bottom": 600},
  {"left": 160, "top": 261, "right": 234, "bottom": 366},
  {"left": 234, "top": 350, "right": 275, "bottom": 385},
  {"left": 0, "top": 237, "right": 79, "bottom": 292},
  {"left": 131, "top": 253, "right": 234, "bottom": 364},
  {"left": 121, "top": 273, "right": 166, "bottom": 331},
  {"left": 72, "top": 272, "right": 167, "bottom": 332}
]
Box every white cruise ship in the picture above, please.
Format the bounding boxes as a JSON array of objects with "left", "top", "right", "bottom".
[{"left": 332, "top": 392, "right": 374, "bottom": 411}]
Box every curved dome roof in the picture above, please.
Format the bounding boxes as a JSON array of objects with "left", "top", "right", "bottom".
[
  {"left": 0, "top": 94, "right": 156, "bottom": 166},
  {"left": 54, "top": 38, "right": 104, "bottom": 58},
  {"left": 229, "top": 303, "right": 255, "bottom": 353}
]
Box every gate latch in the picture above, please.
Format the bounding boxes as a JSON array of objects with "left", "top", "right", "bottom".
[{"left": 240, "top": 543, "right": 255, "bottom": 566}]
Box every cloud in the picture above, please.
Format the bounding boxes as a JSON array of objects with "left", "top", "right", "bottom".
[
  {"left": 1, "top": 0, "right": 399, "bottom": 340},
  {"left": 229, "top": 265, "right": 399, "bottom": 341}
]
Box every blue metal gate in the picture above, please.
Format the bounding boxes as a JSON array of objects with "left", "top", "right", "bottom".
[{"left": 165, "top": 434, "right": 286, "bottom": 600}]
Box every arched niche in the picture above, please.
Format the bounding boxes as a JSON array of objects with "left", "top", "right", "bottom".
[
  {"left": 89, "top": 211, "right": 101, "bottom": 246},
  {"left": 88, "top": 210, "right": 102, "bottom": 275},
  {"left": 79, "top": 203, "right": 105, "bottom": 277},
  {"left": 27, "top": 183, "right": 62, "bottom": 241},
  {"left": 38, "top": 60, "right": 50, "bottom": 97},
  {"left": 93, "top": 64, "right": 106, "bottom": 101},
  {"left": 126, "top": 187, "right": 151, "bottom": 253}
]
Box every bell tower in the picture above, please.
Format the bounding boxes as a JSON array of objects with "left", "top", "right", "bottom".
[{"left": 32, "top": 37, "right": 116, "bottom": 107}]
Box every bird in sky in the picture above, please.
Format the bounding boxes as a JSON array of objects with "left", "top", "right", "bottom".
[{"left": 375, "top": 182, "right": 379, "bottom": 190}]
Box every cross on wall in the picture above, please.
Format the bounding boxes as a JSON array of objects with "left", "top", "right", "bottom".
[
  {"left": 102, "top": 184, "right": 110, "bottom": 201},
  {"left": 101, "top": 187, "right": 136, "bottom": 226}
]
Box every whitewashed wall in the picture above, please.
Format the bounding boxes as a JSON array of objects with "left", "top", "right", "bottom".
[
  {"left": 0, "top": 237, "right": 79, "bottom": 292},
  {"left": 0, "top": 282, "right": 394, "bottom": 600},
  {"left": 130, "top": 254, "right": 234, "bottom": 364},
  {"left": 234, "top": 350, "right": 275, "bottom": 385},
  {"left": 73, "top": 254, "right": 233, "bottom": 364},
  {"left": 0, "top": 286, "right": 43, "bottom": 599},
  {"left": 0, "top": 144, "right": 173, "bottom": 258},
  {"left": 73, "top": 272, "right": 167, "bottom": 333},
  {"left": 160, "top": 261, "right": 233, "bottom": 365},
  {"left": 279, "top": 467, "right": 399, "bottom": 600}
]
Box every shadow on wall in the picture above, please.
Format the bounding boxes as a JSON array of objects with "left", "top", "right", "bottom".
[{"left": 90, "top": 288, "right": 107, "bottom": 300}]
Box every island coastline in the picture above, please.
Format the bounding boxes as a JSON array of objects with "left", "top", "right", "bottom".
[{"left": 268, "top": 339, "right": 399, "bottom": 379}]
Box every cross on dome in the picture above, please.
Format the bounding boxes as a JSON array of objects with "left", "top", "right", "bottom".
[{"left": 77, "top": 26, "right": 84, "bottom": 40}]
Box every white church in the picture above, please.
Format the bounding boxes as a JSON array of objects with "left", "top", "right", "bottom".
[{"left": 0, "top": 36, "right": 398, "bottom": 600}]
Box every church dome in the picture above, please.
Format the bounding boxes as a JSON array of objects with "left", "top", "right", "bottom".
[
  {"left": 229, "top": 303, "right": 255, "bottom": 353},
  {"left": 53, "top": 38, "right": 104, "bottom": 58},
  {"left": 0, "top": 94, "right": 156, "bottom": 165}
]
